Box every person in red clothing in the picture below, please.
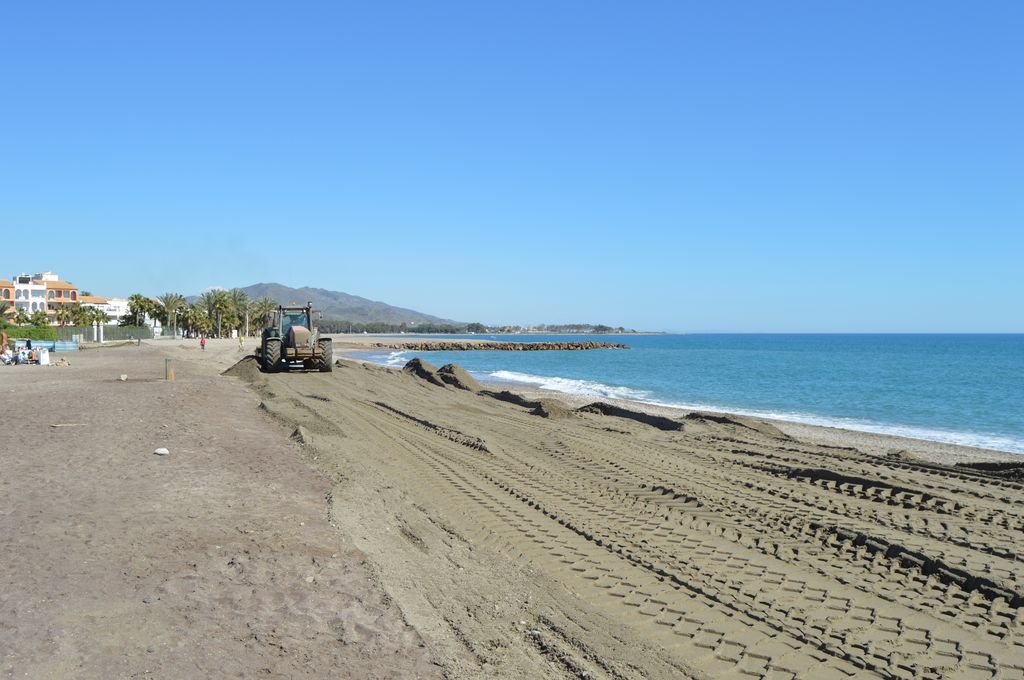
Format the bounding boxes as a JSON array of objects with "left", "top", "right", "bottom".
[{"left": 200, "top": 336, "right": 206, "bottom": 351}]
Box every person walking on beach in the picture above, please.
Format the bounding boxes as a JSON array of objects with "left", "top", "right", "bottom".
[
  {"left": 200, "top": 336, "right": 206, "bottom": 351},
  {"left": 238, "top": 335, "right": 244, "bottom": 352}
]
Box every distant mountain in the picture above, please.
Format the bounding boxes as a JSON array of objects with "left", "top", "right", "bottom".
[{"left": 238, "top": 283, "right": 459, "bottom": 325}]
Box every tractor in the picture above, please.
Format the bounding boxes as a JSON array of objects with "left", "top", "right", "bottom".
[{"left": 257, "top": 302, "right": 333, "bottom": 373}]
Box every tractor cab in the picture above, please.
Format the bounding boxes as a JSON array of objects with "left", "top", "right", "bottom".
[{"left": 280, "top": 308, "right": 310, "bottom": 337}]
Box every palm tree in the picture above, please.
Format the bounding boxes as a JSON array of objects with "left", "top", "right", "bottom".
[
  {"left": 0, "top": 301, "right": 10, "bottom": 326},
  {"left": 157, "top": 292, "right": 186, "bottom": 337},
  {"left": 29, "top": 310, "right": 49, "bottom": 327},
  {"left": 214, "top": 291, "right": 233, "bottom": 337},
  {"left": 227, "top": 288, "right": 249, "bottom": 336},
  {"left": 127, "top": 294, "right": 151, "bottom": 327},
  {"left": 54, "top": 305, "right": 74, "bottom": 326},
  {"left": 252, "top": 296, "right": 277, "bottom": 332},
  {"left": 198, "top": 288, "right": 219, "bottom": 337},
  {"left": 71, "top": 304, "right": 91, "bottom": 326},
  {"left": 199, "top": 290, "right": 218, "bottom": 324},
  {"left": 13, "top": 307, "right": 30, "bottom": 326}
]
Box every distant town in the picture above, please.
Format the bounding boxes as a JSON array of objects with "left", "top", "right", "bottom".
[{"left": 0, "top": 271, "right": 640, "bottom": 340}]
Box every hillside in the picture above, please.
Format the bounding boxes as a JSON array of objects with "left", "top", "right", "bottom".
[{"left": 239, "top": 283, "right": 458, "bottom": 325}]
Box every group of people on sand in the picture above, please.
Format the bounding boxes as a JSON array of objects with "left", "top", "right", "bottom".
[{"left": 0, "top": 330, "right": 42, "bottom": 366}]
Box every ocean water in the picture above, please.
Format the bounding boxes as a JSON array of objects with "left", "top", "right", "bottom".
[{"left": 353, "top": 334, "right": 1024, "bottom": 454}]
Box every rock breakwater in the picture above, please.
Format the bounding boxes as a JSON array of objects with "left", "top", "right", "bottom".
[{"left": 370, "top": 340, "right": 628, "bottom": 351}]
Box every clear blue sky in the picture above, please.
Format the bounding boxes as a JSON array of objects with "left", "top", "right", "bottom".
[{"left": 2, "top": 2, "right": 1021, "bottom": 332}]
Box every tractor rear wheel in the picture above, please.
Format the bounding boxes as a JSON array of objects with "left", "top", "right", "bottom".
[
  {"left": 262, "top": 339, "right": 282, "bottom": 373},
  {"left": 318, "top": 339, "right": 333, "bottom": 372}
]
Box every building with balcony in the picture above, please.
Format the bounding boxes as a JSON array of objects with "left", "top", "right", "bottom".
[
  {"left": 4, "top": 272, "right": 80, "bottom": 322},
  {"left": 80, "top": 295, "right": 130, "bottom": 323},
  {"left": 10, "top": 274, "right": 50, "bottom": 316}
]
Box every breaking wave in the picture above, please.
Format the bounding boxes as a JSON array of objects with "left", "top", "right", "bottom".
[{"left": 486, "top": 369, "right": 1024, "bottom": 454}]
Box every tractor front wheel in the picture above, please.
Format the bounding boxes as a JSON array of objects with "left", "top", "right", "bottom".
[
  {"left": 262, "top": 339, "right": 282, "bottom": 373},
  {"left": 318, "top": 339, "right": 333, "bottom": 372}
]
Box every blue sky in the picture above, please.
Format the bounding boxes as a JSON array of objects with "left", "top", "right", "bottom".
[{"left": 1, "top": 2, "right": 1021, "bottom": 331}]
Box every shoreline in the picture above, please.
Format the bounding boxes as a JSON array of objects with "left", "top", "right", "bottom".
[
  {"left": 512, "top": 385, "right": 1020, "bottom": 465},
  {"left": 217, "top": 342, "right": 1024, "bottom": 677},
  {"left": 340, "top": 347, "right": 1020, "bottom": 464}
]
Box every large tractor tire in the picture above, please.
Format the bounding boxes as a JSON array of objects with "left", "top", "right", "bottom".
[
  {"left": 318, "top": 339, "right": 333, "bottom": 372},
  {"left": 262, "top": 338, "right": 282, "bottom": 373}
]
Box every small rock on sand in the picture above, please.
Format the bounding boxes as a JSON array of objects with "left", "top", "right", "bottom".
[
  {"left": 153, "top": 447, "right": 170, "bottom": 456},
  {"left": 119, "top": 374, "right": 128, "bottom": 381}
]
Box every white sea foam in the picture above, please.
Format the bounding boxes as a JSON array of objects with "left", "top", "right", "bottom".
[
  {"left": 359, "top": 350, "right": 411, "bottom": 367},
  {"left": 486, "top": 370, "right": 1024, "bottom": 455},
  {"left": 488, "top": 370, "right": 653, "bottom": 401}
]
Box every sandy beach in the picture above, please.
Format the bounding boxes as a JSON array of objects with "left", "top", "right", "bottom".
[
  {"left": 5, "top": 338, "right": 1023, "bottom": 678},
  {"left": 0, "top": 340, "right": 438, "bottom": 679}
]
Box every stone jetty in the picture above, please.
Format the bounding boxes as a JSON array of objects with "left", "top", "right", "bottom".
[{"left": 369, "top": 340, "right": 629, "bottom": 351}]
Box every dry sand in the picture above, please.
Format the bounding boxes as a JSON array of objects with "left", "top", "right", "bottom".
[
  {"left": 0, "top": 340, "right": 438, "bottom": 679},
  {"left": 6, "top": 338, "right": 1024, "bottom": 679}
]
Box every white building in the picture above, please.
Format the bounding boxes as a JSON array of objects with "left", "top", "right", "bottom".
[
  {"left": 80, "top": 295, "right": 130, "bottom": 324},
  {"left": 11, "top": 273, "right": 49, "bottom": 314}
]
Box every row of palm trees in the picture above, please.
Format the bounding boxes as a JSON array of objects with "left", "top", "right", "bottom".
[
  {"left": 128, "top": 289, "right": 278, "bottom": 338},
  {"left": 1, "top": 289, "right": 279, "bottom": 338},
  {"left": 0, "top": 301, "right": 109, "bottom": 327}
]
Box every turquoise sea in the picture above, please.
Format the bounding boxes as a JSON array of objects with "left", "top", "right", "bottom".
[{"left": 354, "top": 334, "right": 1024, "bottom": 454}]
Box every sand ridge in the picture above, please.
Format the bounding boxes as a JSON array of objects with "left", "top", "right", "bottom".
[{"left": 220, "top": 349, "right": 1024, "bottom": 679}]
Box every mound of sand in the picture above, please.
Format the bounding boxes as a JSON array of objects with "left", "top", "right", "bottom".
[
  {"left": 290, "top": 425, "right": 313, "bottom": 445},
  {"left": 222, "top": 355, "right": 263, "bottom": 382},
  {"left": 576, "top": 402, "right": 685, "bottom": 431},
  {"left": 481, "top": 390, "right": 572, "bottom": 419},
  {"left": 957, "top": 460, "right": 1024, "bottom": 481},
  {"left": 402, "top": 358, "right": 446, "bottom": 387},
  {"left": 684, "top": 411, "right": 787, "bottom": 438},
  {"left": 437, "top": 364, "right": 482, "bottom": 392},
  {"left": 531, "top": 399, "right": 572, "bottom": 419}
]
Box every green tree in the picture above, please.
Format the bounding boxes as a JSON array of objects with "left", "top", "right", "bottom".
[
  {"left": 72, "top": 304, "right": 91, "bottom": 326},
  {"left": 227, "top": 288, "right": 249, "bottom": 335},
  {"left": 190, "top": 304, "right": 212, "bottom": 336},
  {"left": 30, "top": 310, "right": 50, "bottom": 327},
  {"left": 213, "top": 291, "right": 231, "bottom": 337},
  {"left": 252, "top": 297, "right": 277, "bottom": 330},
  {"left": 54, "top": 305, "right": 74, "bottom": 326},
  {"left": 127, "top": 294, "right": 152, "bottom": 326},
  {"left": 13, "top": 308, "right": 30, "bottom": 326},
  {"left": 157, "top": 292, "right": 186, "bottom": 337},
  {"left": 199, "top": 290, "right": 233, "bottom": 337}
]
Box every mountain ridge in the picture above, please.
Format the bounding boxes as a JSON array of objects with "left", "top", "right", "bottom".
[{"left": 226, "top": 282, "right": 459, "bottom": 325}]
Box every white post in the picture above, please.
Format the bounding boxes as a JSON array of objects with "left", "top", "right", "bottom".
[
  {"left": 92, "top": 322, "right": 98, "bottom": 342},
  {"left": 98, "top": 324, "right": 104, "bottom": 343}
]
